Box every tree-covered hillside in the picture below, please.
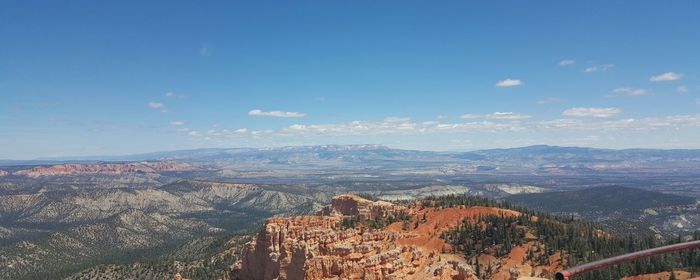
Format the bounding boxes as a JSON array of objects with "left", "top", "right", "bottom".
[{"left": 433, "top": 195, "right": 700, "bottom": 280}]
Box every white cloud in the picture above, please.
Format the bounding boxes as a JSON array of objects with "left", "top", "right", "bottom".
[
  {"left": 460, "top": 112, "right": 531, "bottom": 120},
  {"left": 650, "top": 72, "right": 683, "bottom": 82},
  {"left": 459, "top": 114, "right": 481, "bottom": 119},
  {"left": 559, "top": 59, "right": 575, "bottom": 66},
  {"left": 147, "top": 102, "right": 164, "bottom": 109},
  {"left": 248, "top": 109, "right": 307, "bottom": 118},
  {"left": 179, "top": 114, "right": 700, "bottom": 146},
  {"left": 562, "top": 107, "right": 621, "bottom": 118},
  {"left": 536, "top": 97, "right": 561, "bottom": 105},
  {"left": 383, "top": 117, "right": 411, "bottom": 123},
  {"left": 170, "top": 121, "right": 185, "bottom": 126},
  {"left": 486, "top": 112, "right": 531, "bottom": 120},
  {"left": 495, "top": 78, "right": 523, "bottom": 87},
  {"left": 584, "top": 64, "right": 614, "bottom": 73},
  {"left": 539, "top": 115, "right": 700, "bottom": 131},
  {"left": 677, "top": 85, "right": 689, "bottom": 93},
  {"left": 612, "top": 87, "right": 648, "bottom": 96}
]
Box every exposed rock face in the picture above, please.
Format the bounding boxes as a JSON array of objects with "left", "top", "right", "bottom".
[
  {"left": 235, "top": 195, "right": 481, "bottom": 280},
  {"left": 318, "top": 194, "right": 408, "bottom": 220},
  {"left": 13, "top": 162, "right": 194, "bottom": 177},
  {"left": 0, "top": 169, "right": 7, "bottom": 176},
  {"left": 236, "top": 216, "right": 473, "bottom": 280},
  {"left": 233, "top": 194, "right": 571, "bottom": 280}
]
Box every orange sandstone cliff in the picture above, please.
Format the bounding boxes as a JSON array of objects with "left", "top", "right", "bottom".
[{"left": 232, "top": 194, "right": 562, "bottom": 280}]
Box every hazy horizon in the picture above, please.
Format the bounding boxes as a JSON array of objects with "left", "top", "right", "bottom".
[{"left": 5, "top": 143, "right": 700, "bottom": 162}]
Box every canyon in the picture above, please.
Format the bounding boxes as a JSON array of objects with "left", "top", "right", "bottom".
[{"left": 2, "top": 145, "right": 700, "bottom": 279}]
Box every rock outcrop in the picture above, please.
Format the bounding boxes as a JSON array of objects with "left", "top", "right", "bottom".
[
  {"left": 232, "top": 194, "right": 572, "bottom": 280},
  {"left": 318, "top": 194, "right": 408, "bottom": 220},
  {"left": 235, "top": 194, "right": 482, "bottom": 280},
  {"left": 14, "top": 162, "right": 193, "bottom": 177},
  {"left": 0, "top": 169, "right": 7, "bottom": 176}
]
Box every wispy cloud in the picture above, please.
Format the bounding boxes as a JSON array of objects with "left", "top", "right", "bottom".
[
  {"left": 559, "top": 59, "right": 575, "bottom": 66},
  {"left": 650, "top": 72, "right": 683, "bottom": 82},
  {"left": 165, "top": 92, "right": 185, "bottom": 98},
  {"left": 147, "top": 102, "right": 164, "bottom": 109},
  {"left": 495, "top": 78, "right": 523, "bottom": 87},
  {"left": 461, "top": 112, "right": 531, "bottom": 120},
  {"left": 248, "top": 109, "right": 307, "bottom": 118},
  {"left": 611, "top": 87, "right": 648, "bottom": 96},
  {"left": 200, "top": 47, "right": 210, "bottom": 56},
  {"left": 539, "top": 115, "right": 700, "bottom": 131},
  {"left": 536, "top": 97, "right": 561, "bottom": 105},
  {"left": 488, "top": 112, "right": 531, "bottom": 120},
  {"left": 147, "top": 102, "right": 168, "bottom": 113},
  {"left": 584, "top": 64, "right": 614, "bottom": 73},
  {"left": 180, "top": 114, "right": 700, "bottom": 143},
  {"left": 459, "top": 114, "right": 481, "bottom": 119},
  {"left": 677, "top": 85, "right": 689, "bottom": 93},
  {"left": 170, "top": 120, "right": 185, "bottom": 126},
  {"left": 562, "top": 107, "right": 621, "bottom": 118}
]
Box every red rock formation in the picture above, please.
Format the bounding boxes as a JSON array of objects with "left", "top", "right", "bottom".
[
  {"left": 14, "top": 162, "right": 193, "bottom": 177},
  {"left": 0, "top": 169, "right": 7, "bottom": 176},
  {"left": 318, "top": 194, "right": 409, "bottom": 220},
  {"left": 233, "top": 194, "right": 571, "bottom": 280},
  {"left": 235, "top": 195, "right": 480, "bottom": 280}
]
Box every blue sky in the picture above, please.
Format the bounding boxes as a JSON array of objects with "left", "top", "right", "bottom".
[{"left": 1, "top": 1, "right": 699, "bottom": 159}]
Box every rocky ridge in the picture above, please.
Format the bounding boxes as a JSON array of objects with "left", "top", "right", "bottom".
[
  {"left": 13, "top": 162, "right": 194, "bottom": 177},
  {"left": 0, "top": 179, "right": 322, "bottom": 280}
]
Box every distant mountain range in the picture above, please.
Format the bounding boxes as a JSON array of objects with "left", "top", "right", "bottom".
[
  {"left": 4, "top": 145, "right": 700, "bottom": 173},
  {"left": 0, "top": 144, "right": 696, "bottom": 162}
]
